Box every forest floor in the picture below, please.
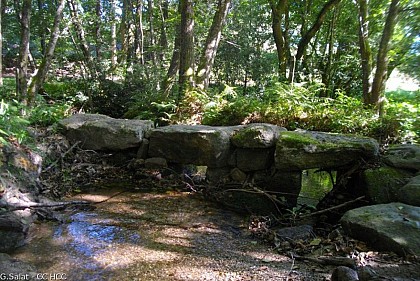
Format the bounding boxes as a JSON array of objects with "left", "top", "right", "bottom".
[{"left": 11, "top": 130, "right": 420, "bottom": 281}]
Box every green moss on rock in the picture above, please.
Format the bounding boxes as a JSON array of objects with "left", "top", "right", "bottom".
[{"left": 362, "top": 166, "right": 413, "bottom": 204}]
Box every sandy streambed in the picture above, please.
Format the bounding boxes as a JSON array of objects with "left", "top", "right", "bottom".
[{"left": 12, "top": 188, "right": 328, "bottom": 281}]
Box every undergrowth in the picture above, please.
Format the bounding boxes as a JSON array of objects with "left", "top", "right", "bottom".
[{"left": 0, "top": 77, "right": 418, "bottom": 146}]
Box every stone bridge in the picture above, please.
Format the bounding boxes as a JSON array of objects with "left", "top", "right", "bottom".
[{"left": 58, "top": 114, "right": 382, "bottom": 210}]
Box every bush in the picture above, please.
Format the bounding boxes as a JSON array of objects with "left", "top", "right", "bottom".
[
  {"left": 0, "top": 99, "right": 30, "bottom": 144},
  {"left": 197, "top": 83, "right": 418, "bottom": 144}
]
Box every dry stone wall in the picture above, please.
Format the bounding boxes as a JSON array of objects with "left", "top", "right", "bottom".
[{"left": 59, "top": 114, "right": 382, "bottom": 208}]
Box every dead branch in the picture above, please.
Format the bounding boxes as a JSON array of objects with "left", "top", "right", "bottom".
[
  {"left": 224, "top": 187, "right": 286, "bottom": 213},
  {"left": 289, "top": 253, "right": 357, "bottom": 269},
  {"left": 299, "top": 196, "right": 365, "bottom": 219},
  {"left": 42, "top": 141, "right": 81, "bottom": 172},
  {"left": 1, "top": 190, "right": 128, "bottom": 213},
  {"left": 1, "top": 200, "right": 91, "bottom": 212}
]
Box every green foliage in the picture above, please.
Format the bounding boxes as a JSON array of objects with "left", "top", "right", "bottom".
[
  {"left": 194, "top": 83, "right": 418, "bottom": 144},
  {"left": 28, "top": 102, "right": 73, "bottom": 127},
  {"left": 0, "top": 79, "right": 77, "bottom": 144},
  {"left": 0, "top": 99, "right": 31, "bottom": 144},
  {"left": 382, "top": 90, "right": 419, "bottom": 143}
]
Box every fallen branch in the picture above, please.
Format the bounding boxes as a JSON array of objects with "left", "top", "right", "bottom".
[
  {"left": 1, "top": 200, "right": 91, "bottom": 212},
  {"left": 42, "top": 141, "right": 81, "bottom": 172},
  {"left": 1, "top": 190, "right": 128, "bottom": 213},
  {"left": 299, "top": 196, "right": 365, "bottom": 219},
  {"left": 224, "top": 187, "right": 287, "bottom": 214},
  {"left": 289, "top": 253, "right": 357, "bottom": 269}
]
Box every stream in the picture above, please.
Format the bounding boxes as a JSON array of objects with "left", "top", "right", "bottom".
[{"left": 12, "top": 187, "right": 327, "bottom": 281}]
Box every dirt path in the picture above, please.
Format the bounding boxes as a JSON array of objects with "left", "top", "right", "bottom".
[{"left": 13, "top": 188, "right": 329, "bottom": 281}]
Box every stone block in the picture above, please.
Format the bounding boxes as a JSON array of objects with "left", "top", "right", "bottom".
[
  {"left": 148, "top": 125, "right": 235, "bottom": 167},
  {"left": 275, "top": 130, "right": 379, "bottom": 171},
  {"left": 231, "top": 123, "right": 286, "bottom": 148},
  {"left": 236, "top": 148, "right": 274, "bottom": 172},
  {"left": 58, "top": 114, "right": 153, "bottom": 151}
]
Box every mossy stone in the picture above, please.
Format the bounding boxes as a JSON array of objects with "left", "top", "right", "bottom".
[
  {"left": 275, "top": 130, "right": 379, "bottom": 171},
  {"left": 362, "top": 166, "right": 413, "bottom": 204}
]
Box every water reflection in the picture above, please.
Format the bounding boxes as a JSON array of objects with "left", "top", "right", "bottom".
[
  {"left": 299, "top": 169, "right": 335, "bottom": 206},
  {"left": 53, "top": 212, "right": 141, "bottom": 267}
]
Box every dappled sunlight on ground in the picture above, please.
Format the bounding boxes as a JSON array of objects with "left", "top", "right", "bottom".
[
  {"left": 12, "top": 187, "right": 420, "bottom": 280},
  {"left": 13, "top": 188, "right": 321, "bottom": 280}
]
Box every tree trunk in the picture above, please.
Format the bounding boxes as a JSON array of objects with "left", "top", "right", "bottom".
[
  {"left": 158, "top": 0, "right": 169, "bottom": 62},
  {"left": 95, "top": 0, "right": 102, "bottom": 61},
  {"left": 370, "top": 0, "right": 400, "bottom": 108},
  {"left": 67, "top": 0, "right": 97, "bottom": 79},
  {"left": 110, "top": 0, "right": 117, "bottom": 71},
  {"left": 148, "top": 0, "right": 156, "bottom": 63},
  {"left": 15, "top": 0, "right": 31, "bottom": 105},
  {"left": 119, "top": 0, "right": 129, "bottom": 66},
  {"left": 178, "top": 0, "right": 194, "bottom": 100},
  {"left": 37, "top": 0, "right": 46, "bottom": 56},
  {"left": 196, "top": 0, "right": 231, "bottom": 89},
  {"left": 295, "top": 0, "right": 341, "bottom": 62},
  {"left": 269, "top": 0, "right": 288, "bottom": 81},
  {"left": 134, "top": 0, "right": 144, "bottom": 64},
  {"left": 356, "top": 0, "right": 373, "bottom": 104},
  {"left": 27, "top": 0, "right": 66, "bottom": 102},
  {"left": 321, "top": 6, "right": 338, "bottom": 97},
  {"left": 163, "top": 10, "right": 181, "bottom": 97}
]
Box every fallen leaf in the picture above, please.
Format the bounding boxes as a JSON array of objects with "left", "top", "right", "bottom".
[{"left": 309, "top": 238, "right": 322, "bottom": 246}]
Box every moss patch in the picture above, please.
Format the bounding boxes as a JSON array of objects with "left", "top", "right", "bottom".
[
  {"left": 278, "top": 131, "right": 377, "bottom": 152},
  {"left": 279, "top": 131, "right": 321, "bottom": 148},
  {"left": 363, "top": 166, "right": 413, "bottom": 203}
]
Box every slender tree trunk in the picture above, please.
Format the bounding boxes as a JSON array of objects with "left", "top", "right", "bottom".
[
  {"left": 95, "top": 0, "right": 102, "bottom": 61},
  {"left": 289, "top": 0, "right": 313, "bottom": 83},
  {"left": 135, "top": 0, "right": 144, "bottom": 64},
  {"left": 163, "top": 10, "right": 181, "bottom": 97},
  {"left": 119, "top": 0, "right": 129, "bottom": 65},
  {"left": 67, "top": 0, "right": 97, "bottom": 79},
  {"left": 110, "top": 0, "right": 117, "bottom": 71},
  {"left": 37, "top": 0, "right": 46, "bottom": 56},
  {"left": 15, "top": 0, "right": 31, "bottom": 105},
  {"left": 178, "top": 0, "right": 194, "bottom": 100},
  {"left": 295, "top": 0, "right": 341, "bottom": 62},
  {"left": 158, "top": 0, "right": 169, "bottom": 62},
  {"left": 370, "top": 0, "right": 400, "bottom": 108},
  {"left": 356, "top": 0, "right": 373, "bottom": 104},
  {"left": 196, "top": 0, "right": 231, "bottom": 89},
  {"left": 148, "top": 0, "right": 156, "bottom": 64},
  {"left": 269, "top": 0, "right": 288, "bottom": 81},
  {"left": 27, "top": 0, "right": 66, "bottom": 102},
  {"left": 321, "top": 6, "right": 337, "bottom": 97}
]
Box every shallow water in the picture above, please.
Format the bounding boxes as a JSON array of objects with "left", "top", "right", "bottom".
[
  {"left": 53, "top": 212, "right": 141, "bottom": 266},
  {"left": 13, "top": 188, "right": 302, "bottom": 280}
]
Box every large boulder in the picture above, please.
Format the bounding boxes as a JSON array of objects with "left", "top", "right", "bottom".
[
  {"left": 383, "top": 144, "right": 420, "bottom": 172},
  {"left": 361, "top": 166, "right": 414, "bottom": 204},
  {"left": 340, "top": 203, "right": 420, "bottom": 256},
  {"left": 231, "top": 123, "right": 286, "bottom": 148},
  {"left": 396, "top": 175, "right": 420, "bottom": 206},
  {"left": 148, "top": 125, "right": 235, "bottom": 167},
  {"left": 58, "top": 114, "right": 153, "bottom": 151},
  {"left": 275, "top": 130, "right": 379, "bottom": 171}
]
